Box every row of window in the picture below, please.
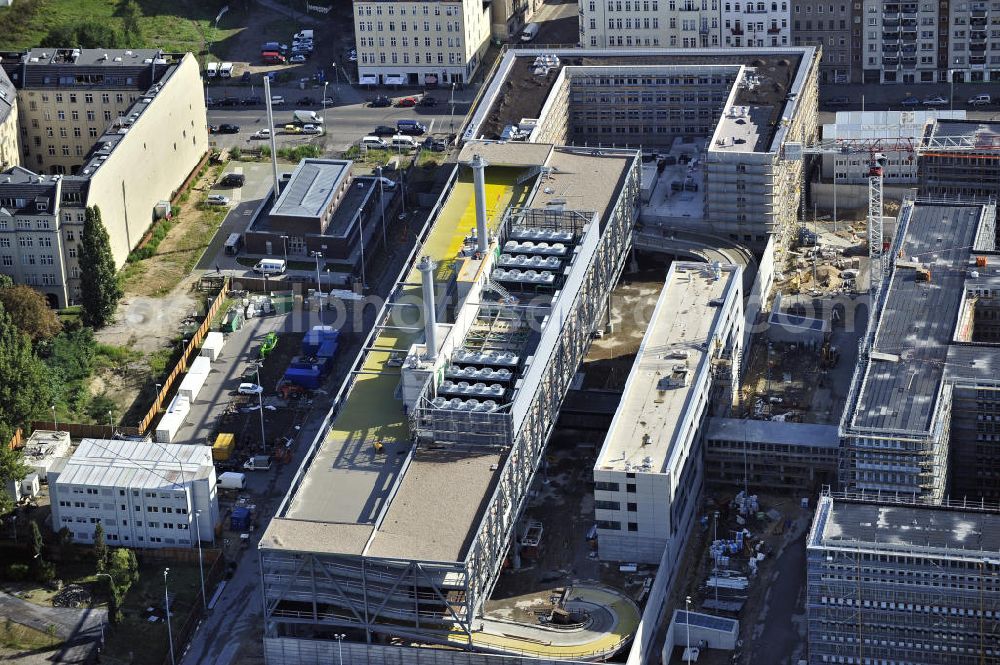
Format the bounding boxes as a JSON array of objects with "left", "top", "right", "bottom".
[
  {"left": 357, "top": 20, "right": 461, "bottom": 33},
  {"left": 37, "top": 92, "right": 127, "bottom": 105},
  {"left": 596, "top": 520, "right": 641, "bottom": 531},
  {"left": 358, "top": 3, "right": 458, "bottom": 17},
  {"left": 359, "top": 35, "right": 463, "bottom": 48},
  {"left": 25, "top": 106, "right": 115, "bottom": 123},
  {"left": 361, "top": 52, "right": 458, "bottom": 65},
  {"left": 0, "top": 269, "right": 60, "bottom": 284},
  {"left": 595, "top": 500, "right": 641, "bottom": 511},
  {"left": 0, "top": 219, "right": 53, "bottom": 230}
]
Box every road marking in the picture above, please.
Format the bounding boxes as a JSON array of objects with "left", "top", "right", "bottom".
[{"left": 428, "top": 118, "right": 436, "bottom": 133}]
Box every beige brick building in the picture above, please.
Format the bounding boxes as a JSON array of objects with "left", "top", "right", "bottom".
[
  {"left": 354, "top": 0, "right": 491, "bottom": 86},
  {"left": 0, "top": 49, "right": 207, "bottom": 307}
]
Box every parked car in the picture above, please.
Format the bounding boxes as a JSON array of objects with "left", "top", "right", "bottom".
[
  {"left": 369, "top": 95, "right": 392, "bottom": 108},
  {"left": 289, "top": 54, "right": 307, "bottom": 64},
  {"left": 900, "top": 96, "right": 921, "bottom": 107},
  {"left": 217, "top": 123, "right": 241, "bottom": 134},
  {"left": 284, "top": 124, "right": 303, "bottom": 134},
  {"left": 220, "top": 172, "right": 245, "bottom": 187},
  {"left": 418, "top": 96, "right": 438, "bottom": 107},
  {"left": 826, "top": 96, "right": 851, "bottom": 107},
  {"left": 969, "top": 94, "right": 992, "bottom": 106},
  {"left": 372, "top": 125, "right": 397, "bottom": 136},
  {"left": 422, "top": 136, "right": 449, "bottom": 152},
  {"left": 208, "top": 125, "right": 219, "bottom": 134},
  {"left": 251, "top": 128, "right": 271, "bottom": 140},
  {"left": 241, "top": 95, "right": 262, "bottom": 106},
  {"left": 271, "top": 95, "right": 286, "bottom": 106},
  {"left": 922, "top": 95, "right": 948, "bottom": 106},
  {"left": 220, "top": 97, "right": 240, "bottom": 107},
  {"left": 302, "top": 124, "right": 322, "bottom": 134},
  {"left": 206, "top": 194, "right": 231, "bottom": 206},
  {"left": 396, "top": 96, "right": 418, "bottom": 108},
  {"left": 320, "top": 96, "right": 336, "bottom": 107},
  {"left": 297, "top": 96, "right": 316, "bottom": 106},
  {"left": 238, "top": 383, "right": 264, "bottom": 395},
  {"left": 204, "top": 97, "right": 217, "bottom": 108}
]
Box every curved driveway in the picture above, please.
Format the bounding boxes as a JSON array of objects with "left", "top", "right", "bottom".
[{"left": 0, "top": 589, "right": 106, "bottom": 663}]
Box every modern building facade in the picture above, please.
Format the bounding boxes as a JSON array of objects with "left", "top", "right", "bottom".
[
  {"left": 0, "top": 49, "right": 207, "bottom": 306},
  {"left": 48, "top": 438, "right": 218, "bottom": 549},
  {"left": 594, "top": 261, "right": 743, "bottom": 565},
  {"left": 791, "top": 0, "right": 860, "bottom": 83},
  {"left": 840, "top": 199, "right": 1000, "bottom": 503},
  {"left": 0, "top": 66, "right": 18, "bottom": 171},
  {"left": 919, "top": 119, "right": 1000, "bottom": 200},
  {"left": 354, "top": 0, "right": 491, "bottom": 86},
  {"left": 260, "top": 141, "right": 641, "bottom": 660},
  {"left": 806, "top": 492, "right": 1000, "bottom": 665},
  {"left": 464, "top": 47, "right": 820, "bottom": 249}
]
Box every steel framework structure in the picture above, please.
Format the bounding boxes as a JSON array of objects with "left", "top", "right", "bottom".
[{"left": 260, "top": 152, "right": 642, "bottom": 649}]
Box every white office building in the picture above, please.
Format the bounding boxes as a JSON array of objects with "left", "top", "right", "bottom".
[
  {"left": 49, "top": 439, "right": 218, "bottom": 549},
  {"left": 594, "top": 261, "right": 743, "bottom": 564}
]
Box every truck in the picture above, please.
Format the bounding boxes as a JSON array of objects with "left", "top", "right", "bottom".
[
  {"left": 244, "top": 455, "right": 272, "bottom": 471},
  {"left": 218, "top": 472, "right": 247, "bottom": 490},
  {"left": 292, "top": 109, "right": 322, "bottom": 125}
]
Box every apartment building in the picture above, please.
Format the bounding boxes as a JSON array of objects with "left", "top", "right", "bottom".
[
  {"left": 581, "top": 0, "right": 721, "bottom": 48},
  {"left": 48, "top": 439, "right": 219, "bottom": 549},
  {"left": 806, "top": 492, "right": 1000, "bottom": 665},
  {"left": 0, "top": 49, "right": 207, "bottom": 307},
  {"left": 594, "top": 261, "right": 744, "bottom": 564},
  {"left": 0, "top": 66, "right": 18, "bottom": 171},
  {"left": 948, "top": 0, "right": 1000, "bottom": 82},
  {"left": 791, "top": 0, "right": 859, "bottom": 83},
  {"left": 354, "top": 0, "right": 491, "bottom": 86},
  {"left": 721, "top": 0, "right": 791, "bottom": 48}
]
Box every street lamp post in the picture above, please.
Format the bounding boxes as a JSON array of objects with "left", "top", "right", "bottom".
[
  {"left": 51, "top": 405, "right": 57, "bottom": 432},
  {"left": 280, "top": 235, "right": 288, "bottom": 264},
  {"left": 95, "top": 573, "right": 113, "bottom": 646},
  {"left": 107, "top": 410, "right": 113, "bottom": 433},
  {"left": 334, "top": 634, "right": 346, "bottom": 665},
  {"left": 255, "top": 367, "right": 266, "bottom": 451},
  {"left": 449, "top": 82, "right": 456, "bottom": 133},
  {"left": 193, "top": 510, "right": 207, "bottom": 610},
  {"left": 375, "top": 166, "right": 387, "bottom": 247},
  {"left": 685, "top": 595, "right": 692, "bottom": 661},
  {"left": 322, "top": 81, "right": 329, "bottom": 126},
  {"left": 357, "top": 219, "right": 367, "bottom": 290},
  {"left": 950, "top": 69, "right": 956, "bottom": 111},
  {"left": 164, "top": 568, "right": 176, "bottom": 665},
  {"left": 312, "top": 251, "right": 324, "bottom": 297}
]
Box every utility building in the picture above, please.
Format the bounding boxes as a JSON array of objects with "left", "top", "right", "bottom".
[
  {"left": 806, "top": 492, "right": 1000, "bottom": 665},
  {"left": 260, "top": 141, "right": 641, "bottom": 663}
]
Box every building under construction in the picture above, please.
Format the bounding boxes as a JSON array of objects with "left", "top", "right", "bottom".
[
  {"left": 259, "top": 142, "right": 641, "bottom": 664},
  {"left": 919, "top": 120, "right": 1000, "bottom": 201},
  {"left": 839, "top": 199, "right": 1000, "bottom": 503},
  {"left": 806, "top": 491, "right": 1000, "bottom": 665}
]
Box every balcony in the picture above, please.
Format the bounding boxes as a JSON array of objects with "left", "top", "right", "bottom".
[
  {"left": 883, "top": 30, "right": 900, "bottom": 39},
  {"left": 900, "top": 18, "right": 917, "bottom": 27},
  {"left": 971, "top": 42, "right": 988, "bottom": 52},
  {"left": 883, "top": 18, "right": 900, "bottom": 27},
  {"left": 731, "top": 27, "right": 744, "bottom": 35},
  {"left": 971, "top": 17, "right": 988, "bottom": 27},
  {"left": 883, "top": 57, "right": 900, "bottom": 67},
  {"left": 884, "top": 3, "right": 900, "bottom": 12},
  {"left": 970, "top": 55, "right": 987, "bottom": 65},
  {"left": 901, "top": 57, "right": 917, "bottom": 67},
  {"left": 971, "top": 30, "right": 988, "bottom": 41},
  {"left": 767, "top": 26, "right": 781, "bottom": 34}
]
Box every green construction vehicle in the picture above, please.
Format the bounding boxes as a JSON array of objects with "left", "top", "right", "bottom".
[{"left": 259, "top": 332, "right": 278, "bottom": 360}]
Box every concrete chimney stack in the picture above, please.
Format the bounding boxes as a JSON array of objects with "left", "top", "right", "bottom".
[
  {"left": 418, "top": 256, "right": 437, "bottom": 361},
  {"left": 471, "top": 154, "right": 489, "bottom": 254}
]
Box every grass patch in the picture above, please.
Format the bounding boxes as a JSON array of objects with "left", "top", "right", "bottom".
[
  {"left": 416, "top": 150, "right": 448, "bottom": 167},
  {"left": 57, "top": 305, "right": 82, "bottom": 324},
  {"left": 342, "top": 146, "right": 411, "bottom": 166},
  {"left": 0, "top": 0, "right": 243, "bottom": 54},
  {"left": 277, "top": 144, "right": 323, "bottom": 162},
  {"left": 0, "top": 618, "right": 61, "bottom": 651}
]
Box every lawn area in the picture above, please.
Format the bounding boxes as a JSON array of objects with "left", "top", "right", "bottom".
[
  {"left": 120, "top": 166, "right": 227, "bottom": 298},
  {"left": 0, "top": 0, "right": 242, "bottom": 54},
  {"left": 0, "top": 619, "right": 60, "bottom": 651},
  {"left": 101, "top": 561, "right": 206, "bottom": 665}
]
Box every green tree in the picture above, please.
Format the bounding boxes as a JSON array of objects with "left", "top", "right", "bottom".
[
  {"left": 0, "top": 445, "right": 29, "bottom": 515},
  {"left": 0, "top": 274, "right": 12, "bottom": 289},
  {"left": 40, "top": 326, "right": 96, "bottom": 416},
  {"left": 93, "top": 522, "right": 108, "bottom": 574},
  {"left": 79, "top": 206, "right": 122, "bottom": 328},
  {"left": 56, "top": 526, "right": 74, "bottom": 562},
  {"left": 0, "top": 285, "right": 62, "bottom": 342},
  {"left": 118, "top": 0, "right": 144, "bottom": 44},
  {"left": 0, "top": 304, "right": 50, "bottom": 442},
  {"left": 30, "top": 521, "right": 43, "bottom": 561},
  {"left": 107, "top": 548, "right": 139, "bottom": 624},
  {"left": 45, "top": 21, "right": 125, "bottom": 50}
]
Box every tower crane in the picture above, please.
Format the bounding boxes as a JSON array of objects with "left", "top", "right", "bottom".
[{"left": 783, "top": 126, "right": 1000, "bottom": 301}]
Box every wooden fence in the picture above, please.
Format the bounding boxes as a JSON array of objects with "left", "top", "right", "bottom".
[
  {"left": 6, "top": 428, "right": 23, "bottom": 451},
  {"left": 137, "top": 278, "right": 231, "bottom": 435}
]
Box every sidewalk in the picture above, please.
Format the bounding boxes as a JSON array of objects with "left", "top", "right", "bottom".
[{"left": 254, "top": 0, "right": 320, "bottom": 25}]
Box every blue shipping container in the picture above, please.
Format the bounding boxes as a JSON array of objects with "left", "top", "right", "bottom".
[
  {"left": 317, "top": 340, "right": 339, "bottom": 358},
  {"left": 231, "top": 506, "right": 251, "bottom": 530},
  {"left": 284, "top": 366, "right": 321, "bottom": 389}
]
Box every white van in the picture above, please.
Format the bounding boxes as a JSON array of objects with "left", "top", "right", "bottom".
[
  {"left": 520, "top": 23, "right": 540, "bottom": 42},
  {"left": 206, "top": 62, "right": 218, "bottom": 78},
  {"left": 219, "top": 62, "right": 234, "bottom": 78},
  {"left": 254, "top": 259, "right": 287, "bottom": 275},
  {"left": 361, "top": 135, "right": 389, "bottom": 149},
  {"left": 968, "top": 94, "right": 991, "bottom": 106},
  {"left": 390, "top": 134, "right": 418, "bottom": 150}
]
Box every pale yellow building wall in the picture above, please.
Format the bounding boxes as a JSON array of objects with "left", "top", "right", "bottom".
[{"left": 0, "top": 100, "right": 19, "bottom": 171}]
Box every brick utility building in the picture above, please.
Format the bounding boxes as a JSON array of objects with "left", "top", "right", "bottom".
[
  {"left": 806, "top": 492, "right": 1000, "bottom": 665},
  {"left": 0, "top": 48, "right": 207, "bottom": 306},
  {"left": 242, "top": 158, "right": 386, "bottom": 276}
]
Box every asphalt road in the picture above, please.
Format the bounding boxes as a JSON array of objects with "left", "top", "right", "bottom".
[
  {"left": 819, "top": 81, "right": 1000, "bottom": 113},
  {"left": 0, "top": 589, "right": 107, "bottom": 663}
]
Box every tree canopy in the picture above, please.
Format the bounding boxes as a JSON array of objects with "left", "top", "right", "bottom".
[
  {"left": 79, "top": 206, "right": 122, "bottom": 328},
  {"left": 0, "top": 284, "right": 61, "bottom": 342},
  {"left": 0, "top": 303, "right": 49, "bottom": 441}
]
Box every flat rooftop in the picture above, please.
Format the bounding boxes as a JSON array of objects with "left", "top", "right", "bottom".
[
  {"left": 469, "top": 47, "right": 816, "bottom": 153},
  {"left": 55, "top": 438, "right": 213, "bottom": 489},
  {"left": 596, "top": 262, "right": 740, "bottom": 473},
  {"left": 811, "top": 495, "right": 1000, "bottom": 559},
  {"left": 930, "top": 118, "right": 1000, "bottom": 144},
  {"left": 270, "top": 159, "right": 351, "bottom": 220},
  {"left": 848, "top": 201, "right": 993, "bottom": 435},
  {"left": 706, "top": 418, "right": 840, "bottom": 448},
  {"left": 271, "top": 145, "right": 633, "bottom": 563}
]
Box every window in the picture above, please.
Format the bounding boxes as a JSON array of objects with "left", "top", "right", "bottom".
[
  {"left": 627, "top": 502, "right": 638, "bottom": 512},
  {"left": 596, "top": 520, "right": 621, "bottom": 530},
  {"left": 594, "top": 481, "right": 619, "bottom": 492},
  {"left": 595, "top": 500, "right": 621, "bottom": 510},
  {"left": 627, "top": 522, "right": 639, "bottom": 532},
  {"left": 626, "top": 483, "right": 637, "bottom": 493}
]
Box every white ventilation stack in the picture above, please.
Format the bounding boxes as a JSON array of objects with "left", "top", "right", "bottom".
[
  {"left": 471, "top": 153, "right": 490, "bottom": 253},
  {"left": 262, "top": 76, "right": 281, "bottom": 202},
  {"left": 419, "top": 256, "right": 437, "bottom": 361}
]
